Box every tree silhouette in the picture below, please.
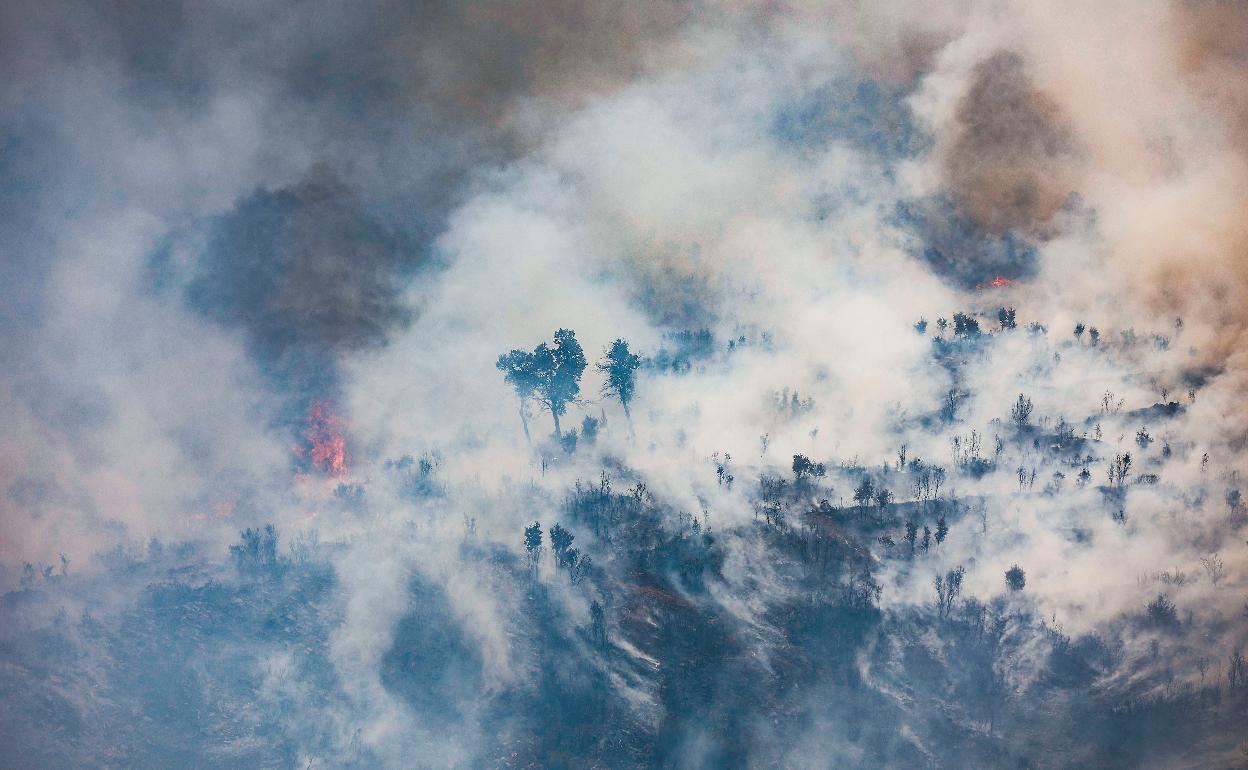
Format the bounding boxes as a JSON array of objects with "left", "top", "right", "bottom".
[
  {"left": 1010, "top": 393, "right": 1033, "bottom": 428},
  {"left": 230, "top": 524, "right": 280, "bottom": 578},
  {"left": 499, "top": 329, "right": 587, "bottom": 438},
  {"left": 1005, "top": 564, "right": 1026, "bottom": 591},
  {"left": 953, "top": 312, "right": 980, "bottom": 337},
  {"left": 549, "top": 523, "right": 574, "bottom": 569},
  {"left": 590, "top": 600, "right": 607, "bottom": 648},
  {"left": 1147, "top": 593, "right": 1178, "bottom": 628},
  {"left": 597, "top": 339, "right": 641, "bottom": 427},
  {"left": 496, "top": 349, "right": 542, "bottom": 442},
  {"left": 853, "top": 477, "right": 875, "bottom": 507},
  {"left": 535, "top": 329, "right": 586, "bottom": 438},
  {"left": 524, "top": 521, "right": 543, "bottom": 572},
  {"left": 935, "top": 566, "right": 966, "bottom": 617},
  {"left": 1108, "top": 452, "right": 1132, "bottom": 486},
  {"left": 792, "top": 454, "right": 825, "bottom": 482}
]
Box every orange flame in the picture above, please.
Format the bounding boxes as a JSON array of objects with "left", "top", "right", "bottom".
[
  {"left": 299, "top": 400, "right": 348, "bottom": 477},
  {"left": 975, "top": 276, "right": 1015, "bottom": 289}
]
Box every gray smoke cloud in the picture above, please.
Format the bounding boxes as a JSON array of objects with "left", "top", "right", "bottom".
[
  {"left": 168, "top": 166, "right": 424, "bottom": 401},
  {"left": 2, "top": 1, "right": 1248, "bottom": 767},
  {"left": 942, "top": 49, "right": 1078, "bottom": 239}
]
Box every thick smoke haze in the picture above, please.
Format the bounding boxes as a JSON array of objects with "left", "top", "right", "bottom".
[{"left": 2, "top": 1, "right": 1247, "bottom": 767}]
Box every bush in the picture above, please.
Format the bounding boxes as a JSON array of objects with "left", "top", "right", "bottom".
[
  {"left": 1146, "top": 593, "right": 1178, "bottom": 628},
  {"left": 230, "top": 524, "right": 281, "bottom": 579},
  {"left": 1005, "top": 565, "right": 1026, "bottom": 591}
]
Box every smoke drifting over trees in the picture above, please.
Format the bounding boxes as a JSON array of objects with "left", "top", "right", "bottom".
[{"left": 1, "top": 1, "right": 1248, "bottom": 767}]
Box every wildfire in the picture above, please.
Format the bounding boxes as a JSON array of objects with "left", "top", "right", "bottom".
[
  {"left": 298, "top": 400, "right": 348, "bottom": 477},
  {"left": 975, "top": 276, "right": 1015, "bottom": 289}
]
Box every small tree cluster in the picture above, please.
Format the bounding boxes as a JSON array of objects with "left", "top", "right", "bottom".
[
  {"left": 853, "top": 476, "right": 875, "bottom": 507},
  {"left": 1229, "top": 649, "right": 1247, "bottom": 691},
  {"left": 497, "top": 328, "right": 589, "bottom": 439},
  {"left": 1146, "top": 593, "right": 1178, "bottom": 628},
  {"left": 549, "top": 523, "right": 574, "bottom": 568},
  {"left": 953, "top": 312, "right": 981, "bottom": 337},
  {"left": 712, "top": 451, "right": 735, "bottom": 489},
  {"left": 1005, "top": 564, "right": 1026, "bottom": 591},
  {"left": 951, "top": 430, "right": 983, "bottom": 468},
  {"left": 1199, "top": 553, "right": 1225, "bottom": 586},
  {"left": 935, "top": 566, "right": 966, "bottom": 617},
  {"left": 911, "top": 463, "right": 946, "bottom": 504},
  {"left": 792, "top": 454, "right": 826, "bottom": 482},
  {"left": 1010, "top": 394, "right": 1034, "bottom": 428},
  {"left": 1100, "top": 390, "right": 1122, "bottom": 415},
  {"left": 19, "top": 561, "right": 56, "bottom": 589},
  {"left": 524, "top": 521, "right": 543, "bottom": 572},
  {"left": 770, "top": 388, "right": 815, "bottom": 419},
  {"left": 230, "top": 525, "right": 281, "bottom": 579},
  {"left": 547, "top": 522, "right": 593, "bottom": 582},
  {"left": 1108, "top": 452, "right": 1132, "bottom": 486},
  {"left": 941, "top": 388, "right": 966, "bottom": 422}
]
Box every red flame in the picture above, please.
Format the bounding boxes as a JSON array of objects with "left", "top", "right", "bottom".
[
  {"left": 975, "top": 276, "right": 1015, "bottom": 290},
  {"left": 298, "top": 400, "right": 348, "bottom": 477}
]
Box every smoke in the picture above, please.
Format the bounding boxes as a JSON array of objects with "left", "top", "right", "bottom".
[
  {"left": 3, "top": 1, "right": 1248, "bottom": 766},
  {"left": 1009, "top": 3, "right": 1248, "bottom": 346},
  {"left": 941, "top": 49, "right": 1077, "bottom": 239},
  {"left": 170, "top": 165, "right": 425, "bottom": 401}
]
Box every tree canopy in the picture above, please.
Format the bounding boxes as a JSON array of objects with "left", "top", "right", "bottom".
[
  {"left": 498, "top": 328, "right": 587, "bottom": 438},
  {"left": 597, "top": 338, "right": 641, "bottom": 420}
]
